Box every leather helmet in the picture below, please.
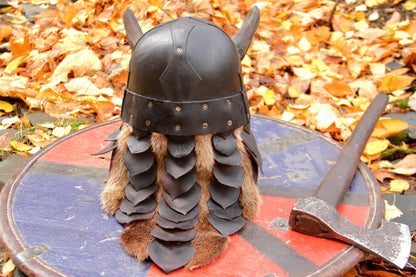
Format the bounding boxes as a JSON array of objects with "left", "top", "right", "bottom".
[{"left": 121, "top": 8, "right": 260, "bottom": 136}]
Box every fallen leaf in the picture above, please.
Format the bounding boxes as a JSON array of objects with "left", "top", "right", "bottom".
[
  {"left": 389, "top": 154, "right": 416, "bottom": 176},
  {"left": 371, "top": 118, "right": 409, "bottom": 137},
  {"left": 288, "top": 85, "right": 302, "bottom": 98},
  {"left": 364, "top": 139, "right": 389, "bottom": 155},
  {"left": 10, "top": 141, "right": 33, "bottom": 152},
  {"left": 0, "top": 116, "right": 19, "bottom": 130},
  {"left": 324, "top": 80, "right": 354, "bottom": 97},
  {"left": 48, "top": 49, "right": 102, "bottom": 86},
  {"left": 372, "top": 169, "right": 396, "bottom": 182},
  {"left": 92, "top": 101, "right": 115, "bottom": 122},
  {"left": 1, "top": 259, "right": 15, "bottom": 277},
  {"left": 403, "top": 0, "right": 416, "bottom": 10},
  {"left": 384, "top": 200, "right": 403, "bottom": 220},
  {"left": 292, "top": 67, "right": 316, "bottom": 79},
  {"left": 0, "top": 100, "right": 13, "bottom": 113},
  {"left": 0, "top": 133, "right": 13, "bottom": 151},
  {"left": 369, "top": 63, "right": 386, "bottom": 75},
  {"left": 389, "top": 179, "right": 410, "bottom": 192},
  {"left": 52, "top": 126, "right": 71, "bottom": 138},
  {"left": 256, "top": 86, "right": 276, "bottom": 105},
  {"left": 27, "top": 130, "right": 51, "bottom": 148},
  {"left": 64, "top": 77, "right": 113, "bottom": 96},
  {"left": 378, "top": 75, "right": 415, "bottom": 92}
]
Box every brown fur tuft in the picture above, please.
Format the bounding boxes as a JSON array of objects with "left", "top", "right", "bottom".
[
  {"left": 235, "top": 128, "right": 261, "bottom": 220},
  {"left": 150, "top": 132, "right": 167, "bottom": 202},
  {"left": 120, "top": 220, "right": 157, "bottom": 261},
  {"left": 194, "top": 134, "right": 214, "bottom": 216},
  {"left": 101, "top": 123, "right": 132, "bottom": 214},
  {"left": 186, "top": 225, "right": 229, "bottom": 270}
]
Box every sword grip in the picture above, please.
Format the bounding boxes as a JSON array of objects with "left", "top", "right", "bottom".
[{"left": 313, "top": 94, "right": 388, "bottom": 208}]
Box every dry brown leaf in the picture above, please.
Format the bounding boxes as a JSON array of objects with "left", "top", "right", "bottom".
[
  {"left": 372, "top": 169, "right": 396, "bottom": 182},
  {"left": 378, "top": 74, "right": 415, "bottom": 92},
  {"left": 27, "top": 130, "right": 51, "bottom": 148},
  {"left": 0, "top": 133, "right": 13, "bottom": 151},
  {"left": 92, "top": 101, "right": 116, "bottom": 122},
  {"left": 404, "top": 52, "right": 416, "bottom": 73},
  {"left": 324, "top": 80, "right": 354, "bottom": 97},
  {"left": 389, "top": 154, "right": 416, "bottom": 176},
  {"left": 48, "top": 49, "right": 102, "bottom": 86}
]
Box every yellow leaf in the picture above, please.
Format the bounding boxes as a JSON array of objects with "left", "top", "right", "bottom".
[
  {"left": 371, "top": 118, "right": 409, "bottom": 137},
  {"left": 257, "top": 86, "right": 276, "bottom": 105},
  {"left": 288, "top": 85, "right": 302, "bottom": 98},
  {"left": 384, "top": 200, "right": 403, "bottom": 220},
  {"left": 369, "top": 63, "right": 386, "bottom": 75},
  {"left": 4, "top": 55, "right": 27, "bottom": 74},
  {"left": 311, "top": 59, "right": 328, "bottom": 72},
  {"left": 389, "top": 179, "right": 409, "bottom": 192},
  {"left": 284, "top": 55, "right": 304, "bottom": 66},
  {"left": 403, "top": 0, "right": 416, "bottom": 10},
  {"left": 1, "top": 259, "right": 15, "bottom": 276},
  {"left": 292, "top": 67, "right": 316, "bottom": 79},
  {"left": 365, "top": 0, "right": 388, "bottom": 7},
  {"left": 0, "top": 100, "right": 13, "bottom": 113},
  {"left": 10, "top": 141, "right": 33, "bottom": 152},
  {"left": 364, "top": 139, "right": 389, "bottom": 155},
  {"left": 378, "top": 75, "right": 415, "bottom": 92},
  {"left": 298, "top": 37, "right": 311, "bottom": 52},
  {"left": 324, "top": 80, "right": 353, "bottom": 97}
]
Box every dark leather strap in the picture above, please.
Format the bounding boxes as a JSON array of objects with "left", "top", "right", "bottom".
[{"left": 121, "top": 88, "right": 249, "bottom": 136}]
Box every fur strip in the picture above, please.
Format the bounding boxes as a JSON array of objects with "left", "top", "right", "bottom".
[
  {"left": 194, "top": 134, "right": 214, "bottom": 219},
  {"left": 120, "top": 219, "right": 157, "bottom": 261},
  {"left": 101, "top": 123, "right": 132, "bottom": 214},
  {"left": 235, "top": 127, "right": 261, "bottom": 220},
  {"left": 150, "top": 132, "right": 168, "bottom": 202}
]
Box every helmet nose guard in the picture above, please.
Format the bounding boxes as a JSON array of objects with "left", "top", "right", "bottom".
[{"left": 121, "top": 7, "right": 260, "bottom": 136}]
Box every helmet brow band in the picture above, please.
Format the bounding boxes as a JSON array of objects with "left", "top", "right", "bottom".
[{"left": 121, "top": 88, "right": 249, "bottom": 136}]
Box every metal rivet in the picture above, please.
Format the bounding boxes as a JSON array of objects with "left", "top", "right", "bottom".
[
  {"left": 148, "top": 101, "right": 153, "bottom": 108},
  {"left": 132, "top": 95, "right": 136, "bottom": 102},
  {"left": 177, "top": 47, "right": 183, "bottom": 53},
  {"left": 202, "top": 104, "right": 208, "bottom": 110},
  {"left": 129, "top": 114, "right": 133, "bottom": 121},
  {"left": 175, "top": 125, "right": 181, "bottom": 130},
  {"left": 145, "top": 120, "right": 151, "bottom": 126},
  {"left": 227, "top": 99, "right": 231, "bottom": 104},
  {"left": 175, "top": 106, "right": 181, "bottom": 112},
  {"left": 227, "top": 120, "right": 232, "bottom": 126},
  {"left": 202, "top": 123, "right": 208, "bottom": 128}
]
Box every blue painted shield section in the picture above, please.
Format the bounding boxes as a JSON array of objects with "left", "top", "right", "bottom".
[
  {"left": 250, "top": 117, "right": 297, "bottom": 145},
  {"left": 12, "top": 172, "right": 152, "bottom": 277},
  {"left": 251, "top": 117, "right": 368, "bottom": 194}
]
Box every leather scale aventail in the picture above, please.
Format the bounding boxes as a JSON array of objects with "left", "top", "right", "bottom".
[{"left": 100, "top": 7, "right": 263, "bottom": 273}]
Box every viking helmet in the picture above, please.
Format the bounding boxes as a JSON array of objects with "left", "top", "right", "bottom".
[
  {"left": 121, "top": 8, "right": 260, "bottom": 136},
  {"left": 102, "top": 7, "right": 262, "bottom": 273}
]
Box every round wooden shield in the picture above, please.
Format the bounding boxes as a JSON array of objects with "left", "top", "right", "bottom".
[{"left": 0, "top": 115, "right": 383, "bottom": 277}]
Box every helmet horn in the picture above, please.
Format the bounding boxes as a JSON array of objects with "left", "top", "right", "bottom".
[
  {"left": 123, "top": 9, "right": 143, "bottom": 49},
  {"left": 232, "top": 6, "right": 260, "bottom": 60}
]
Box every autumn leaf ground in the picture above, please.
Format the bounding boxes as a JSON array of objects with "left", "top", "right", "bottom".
[{"left": 0, "top": 0, "right": 415, "bottom": 276}]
